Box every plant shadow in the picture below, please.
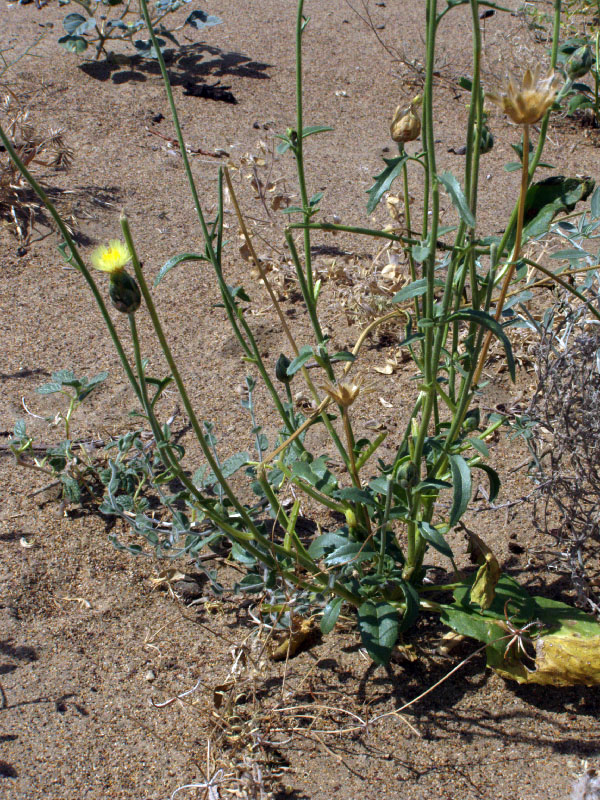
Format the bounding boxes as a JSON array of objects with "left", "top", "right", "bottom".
[{"left": 80, "top": 43, "right": 272, "bottom": 101}]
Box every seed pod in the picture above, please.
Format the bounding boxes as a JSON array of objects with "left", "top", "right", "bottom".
[
  {"left": 565, "top": 45, "right": 594, "bottom": 80},
  {"left": 390, "top": 102, "right": 421, "bottom": 144},
  {"left": 109, "top": 270, "right": 141, "bottom": 314}
]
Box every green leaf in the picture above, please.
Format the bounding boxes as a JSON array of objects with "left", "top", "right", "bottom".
[
  {"left": 393, "top": 278, "right": 428, "bottom": 303},
  {"left": 472, "top": 463, "right": 500, "bottom": 503},
  {"left": 58, "top": 35, "right": 88, "bottom": 53},
  {"left": 61, "top": 474, "right": 81, "bottom": 504},
  {"left": 154, "top": 253, "right": 207, "bottom": 286},
  {"left": 325, "top": 542, "right": 377, "bottom": 567},
  {"left": 466, "top": 437, "right": 489, "bottom": 458},
  {"left": 330, "top": 351, "right": 355, "bottom": 365},
  {"left": 503, "top": 161, "right": 522, "bottom": 173},
  {"left": 13, "top": 419, "right": 26, "bottom": 439},
  {"left": 280, "top": 206, "right": 305, "bottom": 214},
  {"left": 417, "top": 521, "right": 453, "bottom": 558},
  {"left": 447, "top": 308, "right": 515, "bottom": 381},
  {"left": 301, "top": 125, "right": 333, "bottom": 138},
  {"left": 286, "top": 345, "right": 314, "bottom": 376},
  {"left": 393, "top": 277, "right": 445, "bottom": 303},
  {"left": 439, "top": 171, "right": 475, "bottom": 228},
  {"left": 366, "top": 154, "right": 408, "bottom": 214},
  {"left": 63, "top": 12, "right": 87, "bottom": 33},
  {"left": 358, "top": 601, "right": 399, "bottom": 665},
  {"left": 549, "top": 247, "right": 590, "bottom": 260},
  {"left": 591, "top": 185, "right": 600, "bottom": 219},
  {"left": 36, "top": 382, "right": 63, "bottom": 395},
  {"left": 321, "top": 597, "right": 343, "bottom": 634},
  {"left": 309, "top": 191, "right": 324, "bottom": 206},
  {"left": 308, "top": 530, "right": 348, "bottom": 559},
  {"left": 334, "top": 487, "right": 377, "bottom": 507},
  {"left": 520, "top": 176, "right": 595, "bottom": 244},
  {"left": 448, "top": 453, "right": 471, "bottom": 526}
]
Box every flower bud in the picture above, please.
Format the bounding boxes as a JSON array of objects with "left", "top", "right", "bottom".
[
  {"left": 345, "top": 508, "right": 357, "bottom": 529},
  {"left": 390, "top": 102, "right": 421, "bottom": 144},
  {"left": 275, "top": 353, "right": 292, "bottom": 384},
  {"left": 565, "top": 45, "right": 594, "bottom": 80},
  {"left": 479, "top": 124, "right": 494, "bottom": 154},
  {"left": 109, "top": 270, "right": 141, "bottom": 314}
]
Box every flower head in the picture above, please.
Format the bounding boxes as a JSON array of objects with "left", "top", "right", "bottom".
[
  {"left": 321, "top": 379, "right": 361, "bottom": 409},
  {"left": 486, "top": 66, "right": 561, "bottom": 125},
  {"left": 390, "top": 95, "right": 422, "bottom": 144},
  {"left": 91, "top": 239, "right": 132, "bottom": 275}
]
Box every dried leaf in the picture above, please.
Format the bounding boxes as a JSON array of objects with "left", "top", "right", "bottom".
[
  {"left": 466, "top": 530, "right": 501, "bottom": 610},
  {"left": 269, "top": 617, "right": 317, "bottom": 661}
]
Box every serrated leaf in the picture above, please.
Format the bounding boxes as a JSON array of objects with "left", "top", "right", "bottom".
[
  {"left": 439, "top": 171, "right": 475, "bottom": 228},
  {"left": 358, "top": 601, "right": 399, "bottom": 664},
  {"left": 154, "top": 252, "right": 207, "bottom": 286},
  {"left": 366, "top": 154, "right": 408, "bottom": 214},
  {"left": 448, "top": 453, "right": 471, "bottom": 526}
]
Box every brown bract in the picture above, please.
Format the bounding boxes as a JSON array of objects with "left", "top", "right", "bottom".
[
  {"left": 320, "top": 379, "right": 361, "bottom": 408},
  {"left": 486, "top": 66, "right": 561, "bottom": 125}
]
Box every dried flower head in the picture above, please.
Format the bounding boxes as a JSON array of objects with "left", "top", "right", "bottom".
[
  {"left": 390, "top": 95, "right": 422, "bottom": 144},
  {"left": 91, "top": 239, "right": 132, "bottom": 275},
  {"left": 321, "top": 379, "right": 361, "bottom": 409},
  {"left": 486, "top": 66, "right": 561, "bottom": 125}
]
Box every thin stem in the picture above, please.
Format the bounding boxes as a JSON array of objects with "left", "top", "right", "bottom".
[{"left": 472, "top": 124, "right": 529, "bottom": 386}]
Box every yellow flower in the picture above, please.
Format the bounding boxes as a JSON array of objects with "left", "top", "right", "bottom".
[
  {"left": 486, "top": 66, "right": 561, "bottom": 125},
  {"left": 321, "top": 380, "right": 361, "bottom": 409},
  {"left": 91, "top": 239, "right": 132, "bottom": 274}
]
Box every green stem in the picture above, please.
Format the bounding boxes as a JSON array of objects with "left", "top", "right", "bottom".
[{"left": 294, "top": 0, "right": 315, "bottom": 301}]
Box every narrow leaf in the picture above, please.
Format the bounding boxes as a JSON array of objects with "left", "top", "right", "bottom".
[
  {"left": 439, "top": 171, "right": 475, "bottom": 228},
  {"left": 447, "top": 308, "right": 515, "bottom": 381},
  {"left": 154, "top": 253, "right": 206, "bottom": 286},
  {"left": 448, "top": 453, "right": 471, "bottom": 526}
]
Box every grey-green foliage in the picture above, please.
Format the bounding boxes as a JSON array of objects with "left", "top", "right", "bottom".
[{"left": 58, "top": 0, "right": 221, "bottom": 60}]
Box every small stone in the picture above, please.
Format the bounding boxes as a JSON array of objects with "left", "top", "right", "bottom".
[{"left": 144, "top": 670, "right": 156, "bottom": 682}]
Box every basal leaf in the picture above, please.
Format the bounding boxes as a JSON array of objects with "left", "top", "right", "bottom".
[{"left": 358, "top": 601, "right": 399, "bottom": 664}]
